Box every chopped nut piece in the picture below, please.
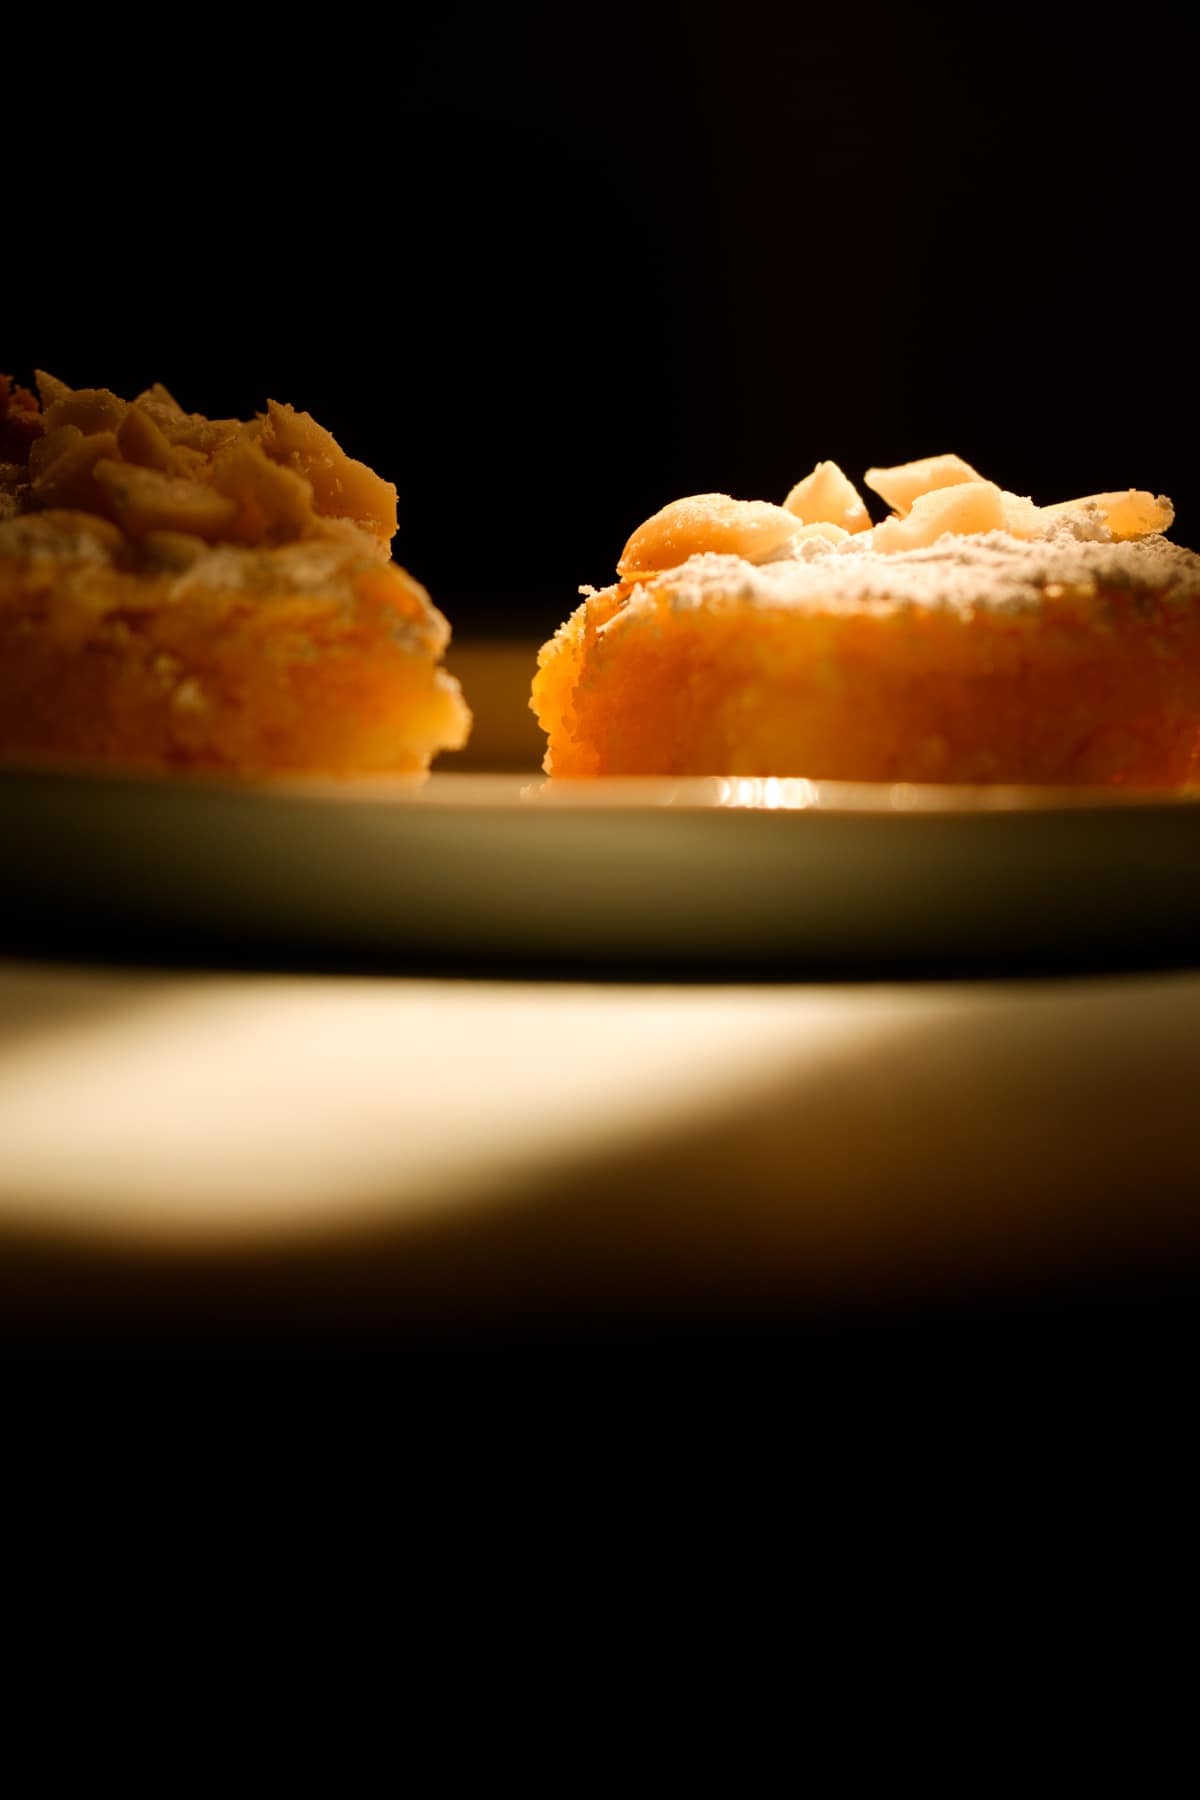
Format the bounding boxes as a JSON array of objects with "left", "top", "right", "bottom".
[
  {"left": 784, "top": 460, "right": 872, "bottom": 533},
  {"left": 873, "top": 480, "right": 1008, "bottom": 551},
  {"left": 212, "top": 440, "right": 316, "bottom": 543},
  {"left": 117, "top": 404, "right": 182, "bottom": 474},
  {"left": 999, "top": 492, "right": 1045, "bottom": 538},
  {"left": 28, "top": 423, "right": 84, "bottom": 481},
  {"left": 93, "top": 459, "right": 240, "bottom": 542},
  {"left": 260, "top": 400, "right": 397, "bottom": 540},
  {"left": 1042, "top": 490, "right": 1174, "bottom": 541},
  {"left": 129, "top": 381, "right": 241, "bottom": 454},
  {"left": 864, "top": 453, "right": 984, "bottom": 516},
  {"left": 33, "top": 370, "right": 73, "bottom": 410},
  {"left": 619, "top": 493, "right": 803, "bottom": 579},
  {"left": 134, "top": 381, "right": 185, "bottom": 413},
  {"left": 41, "top": 385, "right": 128, "bottom": 437},
  {"left": 141, "top": 530, "right": 211, "bottom": 571},
  {"left": 29, "top": 429, "right": 121, "bottom": 512}
]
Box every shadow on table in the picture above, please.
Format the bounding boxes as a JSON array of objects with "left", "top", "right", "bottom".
[{"left": 3, "top": 966, "right": 1199, "bottom": 1389}]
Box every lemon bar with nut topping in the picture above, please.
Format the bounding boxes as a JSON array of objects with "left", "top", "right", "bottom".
[
  {"left": 0, "top": 372, "right": 470, "bottom": 776},
  {"left": 532, "top": 458, "right": 1200, "bottom": 785}
]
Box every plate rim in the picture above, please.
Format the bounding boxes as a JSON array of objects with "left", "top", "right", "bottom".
[{"left": 4, "top": 760, "right": 1200, "bottom": 820}]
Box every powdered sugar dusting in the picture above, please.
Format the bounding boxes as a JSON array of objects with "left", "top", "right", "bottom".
[{"left": 629, "top": 517, "right": 1200, "bottom": 619}]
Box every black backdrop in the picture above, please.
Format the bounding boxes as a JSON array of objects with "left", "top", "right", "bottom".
[{"left": 7, "top": 3, "right": 1197, "bottom": 637}]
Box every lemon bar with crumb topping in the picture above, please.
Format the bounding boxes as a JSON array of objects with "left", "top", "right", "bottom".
[
  {"left": 533, "top": 458, "right": 1200, "bottom": 785},
  {"left": 0, "top": 372, "right": 470, "bottom": 775}
]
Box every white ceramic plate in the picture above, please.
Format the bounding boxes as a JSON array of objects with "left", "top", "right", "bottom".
[{"left": 4, "top": 766, "right": 1200, "bottom": 967}]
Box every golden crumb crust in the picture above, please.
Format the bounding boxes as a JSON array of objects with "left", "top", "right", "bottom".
[{"left": 0, "top": 372, "right": 470, "bottom": 775}]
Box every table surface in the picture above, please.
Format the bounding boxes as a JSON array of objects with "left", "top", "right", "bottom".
[{"left": 3, "top": 953, "right": 1199, "bottom": 1334}]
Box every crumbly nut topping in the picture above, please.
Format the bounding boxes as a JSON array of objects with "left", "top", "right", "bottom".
[
  {"left": 0, "top": 371, "right": 398, "bottom": 572},
  {"left": 605, "top": 453, "right": 1192, "bottom": 616}
]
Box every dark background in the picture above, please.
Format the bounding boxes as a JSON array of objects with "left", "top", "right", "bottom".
[{"left": 6, "top": 4, "right": 1197, "bottom": 638}]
